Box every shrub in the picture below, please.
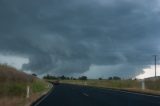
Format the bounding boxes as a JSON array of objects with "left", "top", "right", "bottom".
[{"left": 79, "top": 76, "right": 87, "bottom": 80}]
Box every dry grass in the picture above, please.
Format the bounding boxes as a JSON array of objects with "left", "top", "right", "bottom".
[
  {"left": 0, "top": 64, "right": 51, "bottom": 106},
  {"left": 0, "top": 93, "right": 46, "bottom": 106},
  {"left": 60, "top": 80, "right": 141, "bottom": 89},
  {"left": 145, "top": 79, "right": 160, "bottom": 91},
  {"left": 60, "top": 79, "right": 160, "bottom": 95},
  {"left": 124, "top": 88, "right": 160, "bottom": 95},
  {"left": 0, "top": 64, "right": 33, "bottom": 82},
  {"left": 0, "top": 96, "right": 25, "bottom": 106}
]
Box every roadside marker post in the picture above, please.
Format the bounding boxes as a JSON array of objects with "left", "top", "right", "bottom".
[
  {"left": 141, "top": 79, "right": 145, "bottom": 90},
  {"left": 26, "top": 85, "right": 30, "bottom": 98},
  {"left": 84, "top": 81, "right": 87, "bottom": 86}
]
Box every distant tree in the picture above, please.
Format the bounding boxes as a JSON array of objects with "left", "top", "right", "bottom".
[
  {"left": 108, "top": 77, "right": 113, "bottom": 80},
  {"left": 43, "top": 74, "right": 49, "bottom": 79},
  {"left": 60, "top": 75, "right": 66, "bottom": 80},
  {"left": 32, "top": 73, "right": 37, "bottom": 77},
  {"left": 98, "top": 77, "right": 102, "bottom": 80},
  {"left": 70, "top": 77, "right": 73, "bottom": 80},
  {"left": 127, "top": 78, "right": 132, "bottom": 80},
  {"left": 73, "top": 78, "right": 77, "bottom": 80},
  {"left": 66, "top": 77, "right": 70, "bottom": 80},
  {"left": 43, "top": 74, "right": 78, "bottom": 80},
  {"left": 79, "top": 76, "right": 87, "bottom": 80},
  {"left": 113, "top": 76, "right": 121, "bottom": 80},
  {"left": 43, "top": 74, "right": 58, "bottom": 80},
  {"left": 134, "top": 78, "right": 137, "bottom": 80},
  {"left": 70, "top": 77, "right": 77, "bottom": 80}
]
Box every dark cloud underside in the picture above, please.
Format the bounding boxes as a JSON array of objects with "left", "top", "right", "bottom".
[{"left": 0, "top": 0, "right": 160, "bottom": 77}]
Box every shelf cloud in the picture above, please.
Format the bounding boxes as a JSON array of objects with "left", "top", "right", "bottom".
[{"left": 0, "top": 0, "right": 160, "bottom": 78}]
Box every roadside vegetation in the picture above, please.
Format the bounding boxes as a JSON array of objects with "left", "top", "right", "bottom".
[
  {"left": 43, "top": 74, "right": 87, "bottom": 80},
  {"left": 0, "top": 64, "right": 51, "bottom": 106},
  {"left": 61, "top": 79, "right": 160, "bottom": 95},
  {"left": 59, "top": 79, "right": 141, "bottom": 89},
  {"left": 44, "top": 74, "right": 160, "bottom": 95}
]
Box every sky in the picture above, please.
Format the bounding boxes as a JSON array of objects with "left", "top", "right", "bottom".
[{"left": 0, "top": 0, "right": 160, "bottom": 79}]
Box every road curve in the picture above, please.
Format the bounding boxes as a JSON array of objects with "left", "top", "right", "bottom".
[{"left": 35, "top": 84, "right": 160, "bottom": 106}]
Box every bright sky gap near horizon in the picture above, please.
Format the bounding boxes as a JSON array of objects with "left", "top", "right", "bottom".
[{"left": 0, "top": 0, "right": 160, "bottom": 79}]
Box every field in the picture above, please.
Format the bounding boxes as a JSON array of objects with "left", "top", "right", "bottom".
[
  {"left": 0, "top": 64, "right": 51, "bottom": 106},
  {"left": 60, "top": 79, "right": 160, "bottom": 95}
]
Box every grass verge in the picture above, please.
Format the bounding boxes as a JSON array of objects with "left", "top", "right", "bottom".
[
  {"left": 0, "top": 64, "right": 51, "bottom": 106},
  {"left": 60, "top": 79, "right": 160, "bottom": 95}
]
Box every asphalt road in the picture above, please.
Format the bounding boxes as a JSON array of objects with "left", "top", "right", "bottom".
[{"left": 35, "top": 84, "right": 160, "bottom": 106}]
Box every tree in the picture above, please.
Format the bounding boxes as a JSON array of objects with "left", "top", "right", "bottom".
[
  {"left": 108, "top": 76, "right": 121, "bottom": 80},
  {"left": 113, "top": 76, "right": 121, "bottom": 80},
  {"left": 71, "top": 77, "right": 77, "bottom": 80},
  {"left": 43, "top": 74, "right": 58, "bottom": 80},
  {"left": 79, "top": 76, "right": 87, "bottom": 80},
  {"left": 108, "top": 77, "right": 113, "bottom": 80},
  {"left": 32, "top": 73, "right": 37, "bottom": 77},
  {"left": 98, "top": 77, "right": 102, "bottom": 80},
  {"left": 59, "top": 75, "right": 66, "bottom": 80}
]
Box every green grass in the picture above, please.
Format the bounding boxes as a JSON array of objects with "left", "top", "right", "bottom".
[
  {"left": 0, "top": 80, "right": 49, "bottom": 98},
  {"left": 31, "top": 79, "right": 49, "bottom": 93},
  {"left": 0, "top": 64, "right": 50, "bottom": 97},
  {"left": 0, "top": 82, "right": 26, "bottom": 97},
  {"left": 60, "top": 79, "right": 160, "bottom": 92},
  {"left": 60, "top": 80, "right": 141, "bottom": 88},
  {"left": 0, "top": 64, "right": 51, "bottom": 106}
]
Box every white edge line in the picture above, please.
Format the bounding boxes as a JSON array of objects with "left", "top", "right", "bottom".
[
  {"left": 34, "top": 85, "right": 53, "bottom": 106},
  {"left": 107, "top": 89, "right": 160, "bottom": 98},
  {"left": 82, "top": 93, "right": 89, "bottom": 96}
]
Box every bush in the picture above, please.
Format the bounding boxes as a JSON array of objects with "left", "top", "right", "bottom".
[
  {"left": 43, "top": 74, "right": 58, "bottom": 80},
  {"left": 108, "top": 76, "right": 121, "bottom": 80},
  {"left": 113, "top": 76, "right": 121, "bottom": 80},
  {"left": 79, "top": 76, "right": 87, "bottom": 80},
  {"left": 108, "top": 77, "right": 112, "bottom": 80},
  {"left": 98, "top": 78, "right": 102, "bottom": 80}
]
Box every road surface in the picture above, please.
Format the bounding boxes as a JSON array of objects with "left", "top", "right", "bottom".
[{"left": 35, "top": 84, "right": 160, "bottom": 106}]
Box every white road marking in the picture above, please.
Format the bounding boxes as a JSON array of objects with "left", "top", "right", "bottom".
[
  {"left": 106, "top": 88, "right": 160, "bottom": 98},
  {"left": 33, "top": 85, "right": 53, "bottom": 106},
  {"left": 82, "top": 93, "right": 89, "bottom": 97}
]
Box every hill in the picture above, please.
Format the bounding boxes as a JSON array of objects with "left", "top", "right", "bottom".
[
  {"left": 0, "top": 64, "right": 50, "bottom": 106},
  {"left": 0, "top": 64, "right": 34, "bottom": 82}
]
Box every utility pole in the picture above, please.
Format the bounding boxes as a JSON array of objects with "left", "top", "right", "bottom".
[{"left": 153, "top": 55, "right": 157, "bottom": 78}]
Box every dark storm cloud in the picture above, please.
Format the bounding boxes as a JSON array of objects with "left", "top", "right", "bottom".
[{"left": 0, "top": 0, "right": 160, "bottom": 77}]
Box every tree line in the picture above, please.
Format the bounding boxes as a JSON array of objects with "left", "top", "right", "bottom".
[
  {"left": 43, "top": 74, "right": 121, "bottom": 80},
  {"left": 43, "top": 74, "right": 88, "bottom": 80}
]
